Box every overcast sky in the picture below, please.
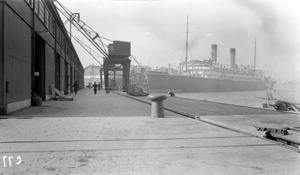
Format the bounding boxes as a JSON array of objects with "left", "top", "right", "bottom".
[{"left": 58, "top": 0, "right": 300, "bottom": 82}]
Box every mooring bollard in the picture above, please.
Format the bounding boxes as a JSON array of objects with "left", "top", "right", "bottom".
[{"left": 148, "top": 94, "right": 167, "bottom": 118}]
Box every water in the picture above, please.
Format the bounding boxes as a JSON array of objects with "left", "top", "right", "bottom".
[{"left": 176, "top": 83, "right": 300, "bottom": 108}]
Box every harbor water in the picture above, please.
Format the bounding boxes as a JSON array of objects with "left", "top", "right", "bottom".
[{"left": 176, "top": 83, "right": 300, "bottom": 108}]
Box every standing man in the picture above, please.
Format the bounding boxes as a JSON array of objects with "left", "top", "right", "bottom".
[
  {"left": 92, "top": 82, "right": 98, "bottom": 94},
  {"left": 72, "top": 81, "right": 79, "bottom": 95},
  {"left": 98, "top": 82, "right": 101, "bottom": 91}
]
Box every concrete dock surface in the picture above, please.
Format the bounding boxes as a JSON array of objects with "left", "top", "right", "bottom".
[
  {"left": 121, "top": 92, "right": 300, "bottom": 143},
  {"left": 0, "top": 89, "right": 299, "bottom": 175}
]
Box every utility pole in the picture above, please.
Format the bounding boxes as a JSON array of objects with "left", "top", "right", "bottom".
[
  {"left": 185, "top": 16, "right": 189, "bottom": 75},
  {"left": 254, "top": 38, "right": 256, "bottom": 70}
]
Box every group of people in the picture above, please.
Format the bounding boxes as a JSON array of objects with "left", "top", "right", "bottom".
[{"left": 72, "top": 81, "right": 100, "bottom": 95}]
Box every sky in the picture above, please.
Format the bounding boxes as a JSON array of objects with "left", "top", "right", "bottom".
[{"left": 57, "top": 0, "right": 300, "bottom": 82}]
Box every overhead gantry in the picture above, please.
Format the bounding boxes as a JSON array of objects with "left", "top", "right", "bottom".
[
  {"left": 102, "top": 41, "right": 131, "bottom": 92},
  {"left": 54, "top": 1, "right": 131, "bottom": 93}
]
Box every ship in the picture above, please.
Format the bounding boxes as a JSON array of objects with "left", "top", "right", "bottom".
[
  {"left": 129, "top": 43, "right": 274, "bottom": 93},
  {"left": 129, "top": 18, "right": 275, "bottom": 94}
]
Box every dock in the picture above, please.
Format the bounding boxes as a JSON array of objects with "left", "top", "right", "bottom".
[{"left": 0, "top": 89, "right": 299, "bottom": 174}]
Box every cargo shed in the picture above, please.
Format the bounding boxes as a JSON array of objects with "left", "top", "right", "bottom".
[{"left": 0, "top": 0, "right": 84, "bottom": 115}]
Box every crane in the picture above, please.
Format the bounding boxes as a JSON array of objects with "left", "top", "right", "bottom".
[
  {"left": 54, "top": 0, "right": 110, "bottom": 59},
  {"left": 130, "top": 55, "right": 143, "bottom": 67},
  {"left": 70, "top": 33, "right": 103, "bottom": 66},
  {"left": 54, "top": 1, "right": 148, "bottom": 94},
  {"left": 54, "top": 0, "right": 147, "bottom": 68}
]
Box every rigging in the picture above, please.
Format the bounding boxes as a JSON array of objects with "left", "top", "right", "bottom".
[{"left": 54, "top": 0, "right": 110, "bottom": 59}]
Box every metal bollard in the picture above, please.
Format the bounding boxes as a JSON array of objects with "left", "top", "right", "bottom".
[{"left": 148, "top": 94, "right": 167, "bottom": 118}]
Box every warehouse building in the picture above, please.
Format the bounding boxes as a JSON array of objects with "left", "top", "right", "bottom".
[
  {"left": 84, "top": 64, "right": 102, "bottom": 88},
  {"left": 0, "top": 0, "right": 84, "bottom": 115},
  {"left": 84, "top": 64, "right": 124, "bottom": 90}
]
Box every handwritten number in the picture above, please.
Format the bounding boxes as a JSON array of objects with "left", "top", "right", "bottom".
[
  {"left": 2, "top": 156, "right": 22, "bottom": 167},
  {"left": 2, "top": 156, "right": 7, "bottom": 167},
  {"left": 8, "top": 157, "right": 13, "bottom": 167},
  {"left": 16, "top": 156, "right": 22, "bottom": 165}
]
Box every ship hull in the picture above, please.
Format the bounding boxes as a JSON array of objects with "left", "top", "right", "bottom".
[{"left": 148, "top": 73, "right": 275, "bottom": 93}]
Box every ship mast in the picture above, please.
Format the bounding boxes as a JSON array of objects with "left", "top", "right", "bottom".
[
  {"left": 185, "top": 16, "right": 189, "bottom": 74},
  {"left": 254, "top": 38, "right": 256, "bottom": 70}
]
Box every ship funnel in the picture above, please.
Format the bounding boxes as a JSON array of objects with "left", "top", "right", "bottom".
[
  {"left": 230, "top": 48, "right": 236, "bottom": 69},
  {"left": 211, "top": 44, "right": 217, "bottom": 62}
]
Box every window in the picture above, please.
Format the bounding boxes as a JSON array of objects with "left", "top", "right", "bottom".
[
  {"left": 34, "top": 0, "right": 39, "bottom": 15},
  {"left": 45, "top": 9, "right": 49, "bottom": 29},
  {"left": 62, "top": 36, "right": 66, "bottom": 51},
  {"left": 68, "top": 44, "right": 71, "bottom": 57},
  {"left": 25, "top": 0, "right": 33, "bottom": 8},
  {"left": 66, "top": 42, "right": 70, "bottom": 56},
  {"left": 39, "top": 0, "right": 45, "bottom": 23},
  {"left": 59, "top": 31, "right": 62, "bottom": 47},
  {"left": 49, "top": 14, "right": 55, "bottom": 34},
  {"left": 56, "top": 28, "right": 62, "bottom": 46}
]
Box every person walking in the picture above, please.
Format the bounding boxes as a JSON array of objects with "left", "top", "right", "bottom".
[
  {"left": 92, "top": 82, "right": 98, "bottom": 95},
  {"left": 72, "top": 81, "right": 79, "bottom": 95}
]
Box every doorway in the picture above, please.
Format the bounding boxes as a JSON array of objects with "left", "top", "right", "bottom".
[
  {"left": 70, "top": 67, "right": 73, "bottom": 92},
  {"left": 65, "top": 61, "right": 69, "bottom": 94},
  {"left": 55, "top": 53, "right": 61, "bottom": 90},
  {"left": 33, "top": 34, "right": 45, "bottom": 100}
]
